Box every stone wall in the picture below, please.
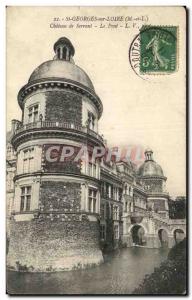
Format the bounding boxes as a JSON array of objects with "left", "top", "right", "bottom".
[
  {"left": 45, "top": 91, "right": 82, "bottom": 125},
  {"left": 143, "top": 178, "right": 163, "bottom": 193},
  {"left": 42, "top": 145, "right": 81, "bottom": 174},
  {"left": 153, "top": 199, "right": 166, "bottom": 212},
  {"left": 7, "top": 216, "right": 103, "bottom": 271},
  {"left": 39, "top": 181, "right": 81, "bottom": 212}
]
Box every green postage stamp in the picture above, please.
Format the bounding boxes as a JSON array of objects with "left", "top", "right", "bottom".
[{"left": 140, "top": 26, "right": 178, "bottom": 74}]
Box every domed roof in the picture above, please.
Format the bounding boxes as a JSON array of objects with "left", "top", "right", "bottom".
[
  {"left": 137, "top": 160, "right": 164, "bottom": 177},
  {"left": 28, "top": 60, "right": 95, "bottom": 91},
  {"left": 137, "top": 149, "right": 164, "bottom": 177}
]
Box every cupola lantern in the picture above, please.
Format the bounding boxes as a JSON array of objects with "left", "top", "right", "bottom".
[
  {"left": 145, "top": 148, "right": 153, "bottom": 161},
  {"left": 53, "top": 37, "right": 75, "bottom": 61}
]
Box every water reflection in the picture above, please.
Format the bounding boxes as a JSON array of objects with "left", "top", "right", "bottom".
[{"left": 7, "top": 247, "right": 169, "bottom": 295}]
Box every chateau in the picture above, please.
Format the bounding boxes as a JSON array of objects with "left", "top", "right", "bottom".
[{"left": 6, "top": 38, "right": 186, "bottom": 272}]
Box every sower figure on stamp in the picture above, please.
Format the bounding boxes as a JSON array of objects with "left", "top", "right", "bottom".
[{"left": 146, "top": 31, "right": 172, "bottom": 69}]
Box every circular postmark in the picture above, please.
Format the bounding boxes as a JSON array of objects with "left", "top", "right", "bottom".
[{"left": 129, "top": 26, "right": 177, "bottom": 80}]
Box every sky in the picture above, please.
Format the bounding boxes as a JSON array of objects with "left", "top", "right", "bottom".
[{"left": 6, "top": 6, "right": 186, "bottom": 197}]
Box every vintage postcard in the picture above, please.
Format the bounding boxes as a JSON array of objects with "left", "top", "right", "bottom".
[{"left": 6, "top": 6, "right": 187, "bottom": 295}]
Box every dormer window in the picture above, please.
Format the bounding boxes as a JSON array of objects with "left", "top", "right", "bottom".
[{"left": 28, "top": 104, "right": 39, "bottom": 123}]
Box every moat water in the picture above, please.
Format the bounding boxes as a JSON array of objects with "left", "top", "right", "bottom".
[{"left": 7, "top": 247, "right": 169, "bottom": 295}]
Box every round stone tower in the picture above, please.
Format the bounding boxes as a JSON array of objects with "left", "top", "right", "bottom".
[{"left": 7, "top": 37, "right": 104, "bottom": 271}]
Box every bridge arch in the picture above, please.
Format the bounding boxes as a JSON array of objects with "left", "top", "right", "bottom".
[
  {"left": 173, "top": 228, "right": 186, "bottom": 244},
  {"left": 155, "top": 226, "right": 171, "bottom": 235},
  {"left": 170, "top": 227, "right": 186, "bottom": 236},
  {"left": 128, "top": 223, "right": 148, "bottom": 235},
  {"left": 158, "top": 228, "right": 169, "bottom": 247},
  {"left": 129, "top": 224, "right": 147, "bottom": 246}
]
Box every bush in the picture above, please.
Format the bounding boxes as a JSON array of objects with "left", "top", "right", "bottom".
[{"left": 133, "top": 239, "right": 187, "bottom": 295}]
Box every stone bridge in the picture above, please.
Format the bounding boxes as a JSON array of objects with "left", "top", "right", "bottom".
[{"left": 123, "top": 211, "right": 186, "bottom": 248}]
